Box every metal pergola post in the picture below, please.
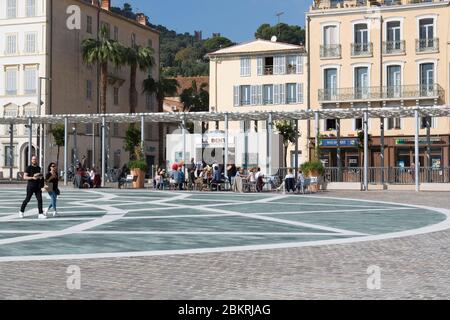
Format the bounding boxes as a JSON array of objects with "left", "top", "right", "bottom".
[
  {"left": 337, "top": 118, "right": 341, "bottom": 182},
  {"left": 92, "top": 123, "right": 96, "bottom": 168},
  {"left": 224, "top": 113, "right": 229, "bottom": 179},
  {"left": 294, "top": 119, "right": 299, "bottom": 179},
  {"left": 415, "top": 109, "right": 420, "bottom": 192},
  {"left": 426, "top": 116, "right": 431, "bottom": 182},
  {"left": 28, "top": 117, "right": 32, "bottom": 165},
  {"left": 182, "top": 116, "right": 187, "bottom": 176},
  {"left": 315, "top": 111, "right": 320, "bottom": 158},
  {"left": 9, "top": 124, "right": 13, "bottom": 181},
  {"left": 37, "top": 79, "right": 42, "bottom": 167},
  {"left": 64, "top": 117, "right": 68, "bottom": 186},
  {"left": 363, "top": 110, "right": 369, "bottom": 191},
  {"left": 101, "top": 116, "right": 106, "bottom": 187},
  {"left": 267, "top": 113, "right": 273, "bottom": 176},
  {"left": 380, "top": 117, "right": 385, "bottom": 187},
  {"left": 141, "top": 115, "right": 145, "bottom": 151}
]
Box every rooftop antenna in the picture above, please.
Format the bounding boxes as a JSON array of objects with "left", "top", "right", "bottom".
[{"left": 276, "top": 12, "right": 284, "bottom": 37}]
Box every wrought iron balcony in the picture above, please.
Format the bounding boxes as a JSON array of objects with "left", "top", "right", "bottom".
[
  {"left": 318, "top": 84, "right": 444, "bottom": 102},
  {"left": 416, "top": 38, "right": 439, "bottom": 53},
  {"left": 320, "top": 44, "right": 342, "bottom": 58},
  {"left": 383, "top": 40, "right": 406, "bottom": 55},
  {"left": 351, "top": 43, "right": 373, "bottom": 57}
]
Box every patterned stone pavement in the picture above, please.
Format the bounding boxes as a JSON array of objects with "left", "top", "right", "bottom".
[{"left": 0, "top": 189, "right": 449, "bottom": 300}]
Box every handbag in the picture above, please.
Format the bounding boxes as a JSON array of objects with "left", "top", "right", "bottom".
[{"left": 43, "top": 181, "right": 54, "bottom": 193}]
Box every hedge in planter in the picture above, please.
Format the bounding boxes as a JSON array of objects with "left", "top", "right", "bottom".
[{"left": 301, "top": 160, "right": 325, "bottom": 177}]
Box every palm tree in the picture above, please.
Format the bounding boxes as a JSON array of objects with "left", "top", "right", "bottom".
[
  {"left": 123, "top": 45, "right": 155, "bottom": 114},
  {"left": 82, "top": 25, "right": 123, "bottom": 114},
  {"left": 142, "top": 76, "right": 179, "bottom": 166}
]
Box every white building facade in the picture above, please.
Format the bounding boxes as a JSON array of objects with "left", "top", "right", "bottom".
[{"left": 0, "top": 0, "right": 47, "bottom": 178}]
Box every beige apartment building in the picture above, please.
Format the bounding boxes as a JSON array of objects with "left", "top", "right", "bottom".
[
  {"left": 207, "top": 39, "right": 307, "bottom": 169},
  {"left": 307, "top": 0, "right": 450, "bottom": 169},
  {"left": 0, "top": 0, "right": 160, "bottom": 178}
]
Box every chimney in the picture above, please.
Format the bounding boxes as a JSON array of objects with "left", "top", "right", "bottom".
[
  {"left": 101, "top": 0, "right": 110, "bottom": 11},
  {"left": 136, "top": 13, "right": 147, "bottom": 26}
]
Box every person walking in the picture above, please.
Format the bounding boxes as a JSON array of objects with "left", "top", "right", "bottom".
[
  {"left": 19, "top": 155, "right": 46, "bottom": 219},
  {"left": 44, "top": 162, "right": 60, "bottom": 217}
]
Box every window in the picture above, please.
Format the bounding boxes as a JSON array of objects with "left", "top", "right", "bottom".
[
  {"left": 24, "top": 67, "right": 37, "bottom": 94},
  {"left": 26, "top": 0, "right": 36, "bottom": 17},
  {"left": 86, "top": 80, "right": 93, "bottom": 100},
  {"left": 274, "top": 56, "right": 286, "bottom": 75},
  {"left": 7, "top": 0, "right": 17, "bottom": 19},
  {"left": 421, "top": 116, "right": 437, "bottom": 129},
  {"left": 113, "top": 87, "right": 119, "bottom": 105},
  {"left": 354, "top": 67, "right": 369, "bottom": 99},
  {"left": 353, "top": 23, "right": 370, "bottom": 55},
  {"left": 418, "top": 18, "right": 435, "bottom": 52},
  {"left": 114, "top": 26, "right": 119, "bottom": 41},
  {"left": 240, "top": 86, "right": 251, "bottom": 105},
  {"left": 420, "top": 63, "right": 434, "bottom": 96},
  {"left": 326, "top": 119, "right": 337, "bottom": 131},
  {"left": 322, "top": 25, "right": 340, "bottom": 58},
  {"left": 240, "top": 57, "right": 251, "bottom": 77},
  {"left": 145, "top": 93, "right": 152, "bottom": 111},
  {"left": 101, "top": 22, "right": 110, "bottom": 38},
  {"left": 387, "top": 118, "right": 401, "bottom": 130},
  {"left": 354, "top": 118, "right": 363, "bottom": 131},
  {"left": 263, "top": 85, "right": 273, "bottom": 105},
  {"left": 286, "top": 83, "right": 297, "bottom": 104},
  {"left": 287, "top": 56, "right": 297, "bottom": 74},
  {"left": 87, "top": 16, "right": 93, "bottom": 34},
  {"left": 131, "top": 33, "right": 136, "bottom": 47},
  {"left": 324, "top": 68, "right": 337, "bottom": 100},
  {"left": 24, "top": 32, "right": 37, "bottom": 53},
  {"left": 5, "top": 68, "right": 17, "bottom": 96},
  {"left": 113, "top": 123, "right": 119, "bottom": 137},
  {"left": 148, "top": 39, "right": 153, "bottom": 48},
  {"left": 387, "top": 65, "right": 401, "bottom": 98},
  {"left": 5, "top": 34, "right": 17, "bottom": 55},
  {"left": 85, "top": 123, "right": 93, "bottom": 135},
  {"left": 5, "top": 146, "right": 15, "bottom": 167},
  {"left": 386, "top": 21, "right": 401, "bottom": 52}
]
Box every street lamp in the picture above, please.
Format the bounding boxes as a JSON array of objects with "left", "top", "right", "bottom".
[
  {"left": 37, "top": 76, "right": 51, "bottom": 168},
  {"left": 72, "top": 126, "right": 78, "bottom": 166}
]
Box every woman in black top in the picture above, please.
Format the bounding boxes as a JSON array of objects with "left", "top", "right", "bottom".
[{"left": 45, "top": 162, "right": 60, "bottom": 217}]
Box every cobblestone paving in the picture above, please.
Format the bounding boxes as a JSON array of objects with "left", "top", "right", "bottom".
[{"left": 1, "top": 190, "right": 449, "bottom": 300}]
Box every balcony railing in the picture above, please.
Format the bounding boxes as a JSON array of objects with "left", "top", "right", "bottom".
[
  {"left": 318, "top": 84, "right": 444, "bottom": 102},
  {"left": 320, "top": 44, "right": 342, "bottom": 58},
  {"left": 383, "top": 40, "right": 406, "bottom": 54},
  {"left": 312, "top": 0, "right": 444, "bottom": 10},
  {"left": 351, "top": 43, "right": 373, "bottom": 56},
  {"left": 416, "top": 38, "right": 439, "bottom": 53}
]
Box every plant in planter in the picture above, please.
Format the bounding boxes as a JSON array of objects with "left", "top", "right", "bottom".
[
  {"left": 124, "top": 125, "right": 147, "bottom": 188},
  {"left": 301, "top": 160, "right": 325, "bottom": 192},
  {"left": 128, "top": 146, "right": 147, "bottom": 189}
]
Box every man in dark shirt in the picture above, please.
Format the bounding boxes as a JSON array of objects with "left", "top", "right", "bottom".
[{"left": 19, "top": 155, "right": 46, "bottom": 219}]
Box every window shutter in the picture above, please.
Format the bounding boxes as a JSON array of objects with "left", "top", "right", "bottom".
[
  {"left": 279, "top": 84, "right": 286, "bottom": 104},
  {"left": 399, "top": 118, "right": 404, "bottom": 130},
  {"left": 352, "top": 119, "right": 356, "bottom": 131},
  {"left": 297, "top": 83, "right": 303, "bottom": 103},
  {"left": 257, "top": 85, "right": 263, "bottom": 105},
  {"left": 274, "top": 84, "right": 280, "bottom": 104},
  {"left": 274, "top": 56, "right": 280, "bottom": 75},
  {"left": 279, "top": 56, "right": 286, "bottom": 75},
  {"left": 432, "top": 117, "right": 437, "bottom": 129},
  {"left": 233, "top": 86, "right": 240, "bottom": 107},
  {"left": 251, "top": 86, "right": 257, "bottom": 105},
  {"left": 257, "top": 57, "right": 263, "bottom": 76},
  {"left": 296, "top": 56, "right": 303, "bottom": 74}
]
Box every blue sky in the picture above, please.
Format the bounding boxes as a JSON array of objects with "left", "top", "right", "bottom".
[{"left": 112, "top": 0, "right": 310, "bottom": 42}]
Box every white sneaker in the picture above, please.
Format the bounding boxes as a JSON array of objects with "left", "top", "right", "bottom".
[
  {"left": 38, "top": 214, "right": 47, "bottom": 219},
  {"left": 53, "top": 210, "right": 58, "bottom": 217},
  {"left": 19, "top": 211, "right": 24, "bottom": 219},
  {"left": 44, "top": 208, "right": 48, "bottom": 216}
]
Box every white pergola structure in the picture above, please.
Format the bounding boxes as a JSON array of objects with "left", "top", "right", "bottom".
[{"left": 1, "top": 106, "right": 449, "bottom": 192}]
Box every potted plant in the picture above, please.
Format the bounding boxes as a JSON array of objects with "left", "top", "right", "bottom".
[
  {"left": 301, "top": 160, "right": 325, "bottom": 192},
  {"left": 128, "top": 146, "right": 147, "bottom": 189}
]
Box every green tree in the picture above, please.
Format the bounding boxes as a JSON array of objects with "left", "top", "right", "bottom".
[
  {"left": 51, "top": 124, "right": 65, "bottom": 167},
  {"left": 179, "top": 80, "right": 209, "bottom": 112},
  {"left": 203, "top": 36, "right": 234, "bottom": 52},
  {"left": 142, "top": 76, "right": 179, "bottom": 165},
  {"left": 255, "top": 23, "right": 305, "bottom": 45},
  {"left": 82, "top": 25, "right": 124, "bottom": 114},
  {"left": 123, "top": 124, "right": 141, "bottom": 160},
  {"left": 275, "top": 120, "right": 300, "bottom": 168},
  {"left": 123, "top": 44, "right": 155, "bottom": 114}
]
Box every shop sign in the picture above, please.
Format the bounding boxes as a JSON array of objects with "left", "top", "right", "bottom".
[
  {"left": 395, "top": 138, "right": 443, "bottom": 145},
  {"left": 320, "top": 139, "right": 359, "bottom": 147}
]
